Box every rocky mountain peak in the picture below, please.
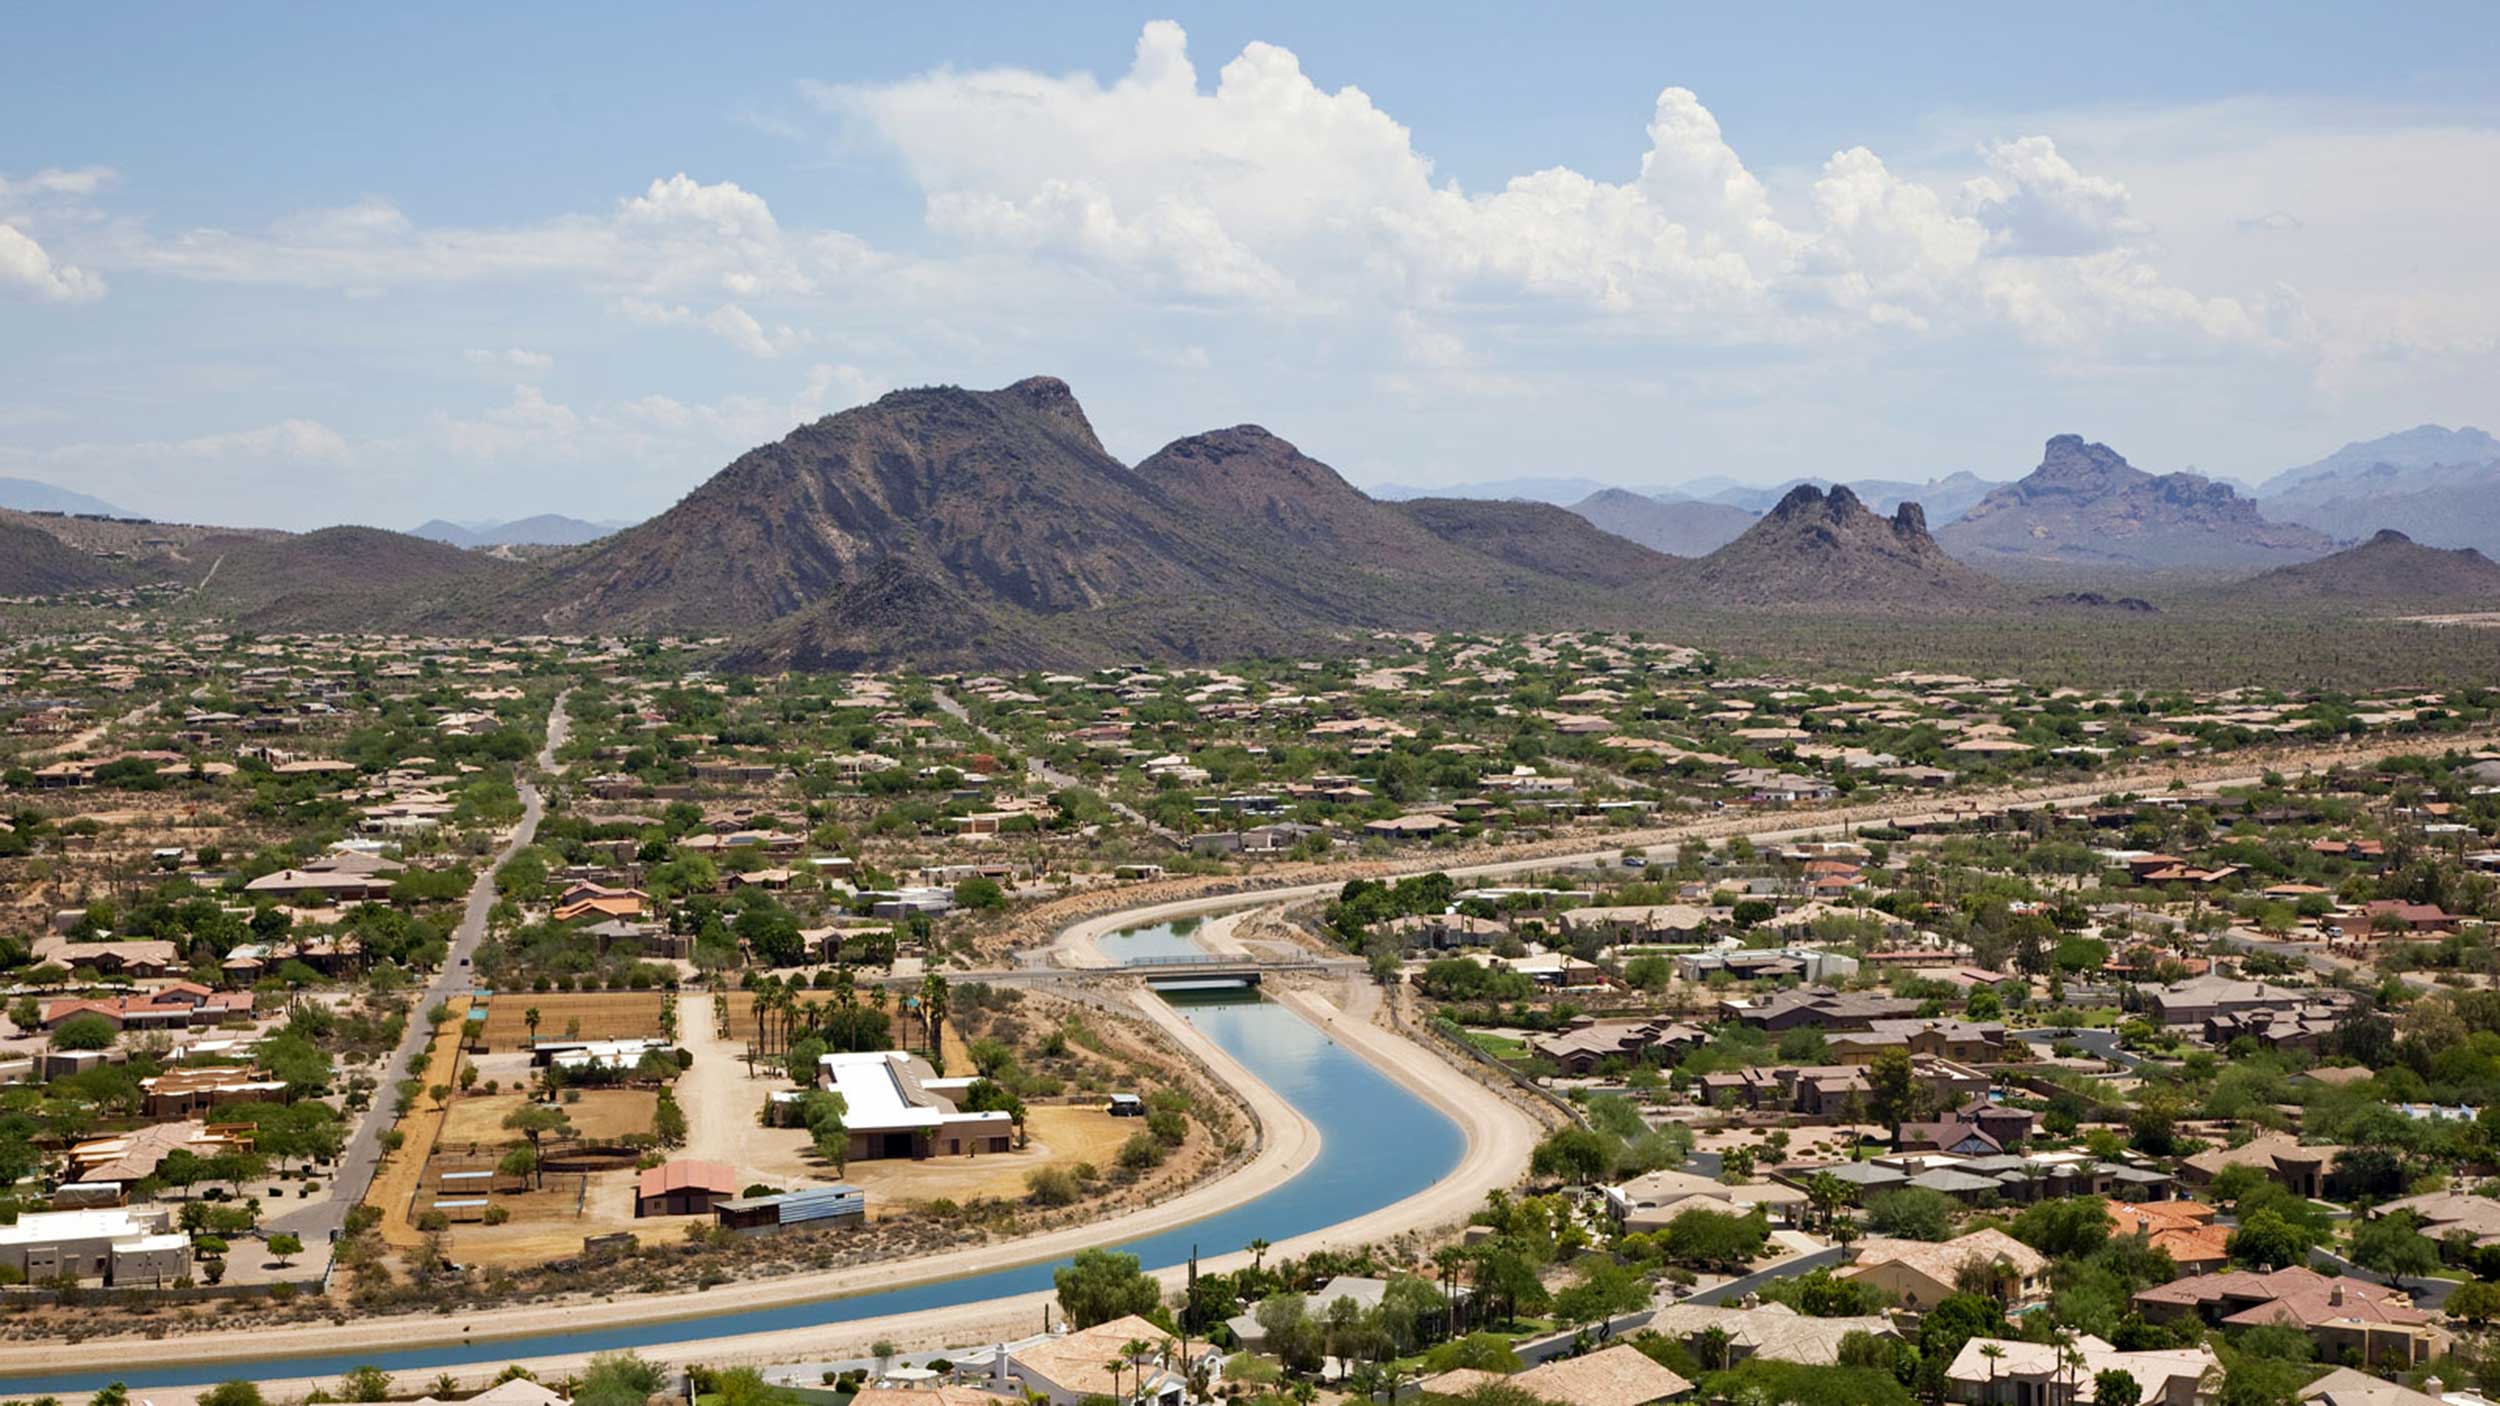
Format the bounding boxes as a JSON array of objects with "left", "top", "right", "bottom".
[
  {"left": 1892, "top": 501, "right": 1929, "bottom": 537},
  {"left": 2367, "top": 528, "right": 2415, "bottom": 547},
  {"left": 996, "top": 374, "right": 1106, "bottom": 456},
  {"left": 2030, "top": 435, "right": 2147, "bottom": 493}
]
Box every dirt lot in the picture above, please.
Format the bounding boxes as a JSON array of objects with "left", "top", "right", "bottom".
[
  {"left": 365, "top": 998, "right": 471, "bottom": 1248},
  {"left": 445, "top": 1166, "right": 716, "bottom": 1270},
  {"left": 472, "top": 992, "right": 666, "bottom": 1050},
  {"left": 438, "top": 1089, "right": 657, "bottom": 1150}
]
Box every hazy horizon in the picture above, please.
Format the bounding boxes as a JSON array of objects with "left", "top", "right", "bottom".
[{"left": 6, "top": 6, "right": 2497, "bottom": 529}]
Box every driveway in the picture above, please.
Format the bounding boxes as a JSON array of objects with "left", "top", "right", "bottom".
[{"left": 274, "top": 687, "right": 572, "bottom": 1242}]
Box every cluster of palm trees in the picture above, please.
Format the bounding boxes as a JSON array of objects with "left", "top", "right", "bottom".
[
  {"left": 731, "top": 969, "right": 954, "bottom": 1075},
  {"left": 739, "top": 969, "right": 888, "bottom": 1060}
]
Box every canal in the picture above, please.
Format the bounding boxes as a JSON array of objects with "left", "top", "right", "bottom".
[{"left": 5, "top": 934, "right": 1459, "bottom": 1393}]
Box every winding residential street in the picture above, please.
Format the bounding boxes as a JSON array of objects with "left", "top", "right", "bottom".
[
  {"left": 930, "top": 685, "right": 1181, "bottom": 847},
  {"left": 274, "top": 687, "right": 574, "bottom": 1241}
]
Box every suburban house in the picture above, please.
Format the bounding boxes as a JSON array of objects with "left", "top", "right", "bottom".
[
  {"left": 1417, "top": 1345, "right": 1693, "bottom": 1406},
  {"left": 819, "top": 1050, "right": 1014, "bottom": 1160},
  {"left": 1717, "top": 987, "right": 1922, "bottom": 1032},
  {"left": 1004, "top": 1314, "right": 1193, "bottom": 1406},
  {"left": 2139, "top": 976, "right": 2337, "bottom": 1029},
  {"left": 2107, "top": 1201, "right": 2231, "bottom": 1274},
  {"left": 553, "top": 881, "right": 652, "bottom": 923},
  {"left": 1676, "top": 947, "right": 1861, "bottom": 985},
  {"left": 1531, "top": 1018, "right": 1709, "bottom": 1074},
  {"left": 2370, "top": 1191, "right": 2500, "bottom": 1250},
  {"left": 1645, "top": 1300, "right": 1900, "bottom": 1367},
  {"left": 2133, "top": 1267, "right": 2447, "bottom": 1366},
  {"left": 1827, "top": 1018, "right": 2008, "bottom": 1064},
  {"left": 1841, "top": 1229, "right": 2050, "bottom": 1310},
  {"left": 1945, "top": 1334, "right": 2220, "bottom": 1406},
  {"left": 2179, "top": 1132, "right": 2347, "bottom": 1199},
  {"left": 1600, "top": 1168, "right": 1807, "bottom": 1231},
  {"left": 0, "top": 1207, "right": 187, "bottom": 1285}
]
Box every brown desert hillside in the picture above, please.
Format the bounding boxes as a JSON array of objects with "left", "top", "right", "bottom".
[
  {"left": 1683, "top": 485, "right": 2001, "bottom": 608},
  {"left": 2209, "top": 529, "right": 2500, "bottom": 608}
]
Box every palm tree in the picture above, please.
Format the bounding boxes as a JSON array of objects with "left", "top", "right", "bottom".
[
  {"left": 1247, "top": 1237, "right": 1271, "bottom": 1272},
  {"left": 1433, "top": 1245, "right": 1467, "bottom": 1335},
  {"left": 1104, "top": 1359, "right": 1126, "bottom": 1406},
  {"left": 834, "top": 964, "right": 856, "bottom": 1010},
  {"left": 1980, "top": 1343, "right": 2005, "bottom": 1401},
  {"left": 523, "top": 1006, "right": 541, "bottom": 1049},
  {"left": 1805, "top": 1171, "right": 1850, "bottom": 1232},
  {"left": 920, "top": 973, "right": 951, "bottom": 1073},
  {"left": 1122, "top": 1340, "right": 1154, "bottom": 1404}
]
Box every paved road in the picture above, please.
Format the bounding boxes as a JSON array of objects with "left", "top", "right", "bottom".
[
  {"left": 2310, "top": 1245, "right": 2459, "bottom": 1311},
  {"left": 275, "top": 687, "right": 573, "bottom": 1241},
  {"left": 1685, "top": 1245, "right": 1846, "bottom": 1306},
  {"left": 2013, "top": 1026, "right": 2144, "bottom": 1070},
  {"left": 929, "top": 686, "right": 1182, "bottom": 848}
]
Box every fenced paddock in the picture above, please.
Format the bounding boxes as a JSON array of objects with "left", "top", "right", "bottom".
[{"left": 471, "top": 991, "right": 667, "bottom": 1050}]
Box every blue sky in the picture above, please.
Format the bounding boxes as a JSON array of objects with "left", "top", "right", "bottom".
[{"left": 4, "top": 4, "right": 2496, "bottom": 528}]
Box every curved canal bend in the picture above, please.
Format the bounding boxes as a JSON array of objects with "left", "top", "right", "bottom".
[{"left": 0, "top": 920, "right": 1461, "bottom": 1395}]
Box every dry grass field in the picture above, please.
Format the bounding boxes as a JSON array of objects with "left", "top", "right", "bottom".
[
  {"left": 471, "top": 992, "right": 666, "bottom": 1049},
  {"left": 437, "top": 1088, "right": 657, "bottom": 1150}
]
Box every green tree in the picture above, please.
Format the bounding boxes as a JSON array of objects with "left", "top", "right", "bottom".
[
  {"left": 2226, "top": 1209, "right": 2313, "bottom": 1271},
  {"left": 1864, "top": 1187, "right": 1956, "bottom": 1242},
  {"left": 502, "top": 1102, "right": 572, "bottom": 1167},
  {"left": 2348, "top": 1212, "right": 2439, "bottom": 1279},
  {"left": 266, "top": 1232, "right": 303, "bottom": 1266},
  {"left": 574, "top": 1354, "right": 667, "bottom": 1406},
  {"left": 1529, "top": 1127, "right": 1611, "bottom": 1184},
  {"left": 50, "top": 1014, "right": 115, "bottom": 1050},
  {"left": 2010, "top": 1195, "right": 2110, "bottom": 1260},
  {"left": 340, "top": 1366, "right": 394, "bottom": 1403},
  {"left": 1055, "top": 1247, "right": 1161, "bottom": 1329},
  {"left": 199, "top": 1383, "right": 266, "bottom": 1406},
  {"left": 1866, "top": 1046, "right": 1922, "bottom": 1131},
  {"left": 2096, "top": 1370, "right": 2143, "bottom": 1406}
]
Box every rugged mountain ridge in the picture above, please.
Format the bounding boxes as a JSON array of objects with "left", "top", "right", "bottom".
[
  {"left": 1940, "top": 435, "right": 2336, "bottom": 572},
  {"left": 1684, "top": 484, "right": 1999, "bottom": 608},
  {"left": 490, "top": 378, "right": 1680, "bottom": 662}
]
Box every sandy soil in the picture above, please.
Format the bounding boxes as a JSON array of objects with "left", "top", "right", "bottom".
[
  {"left": 439, "top": 1089, "right": 656, "bottom": 1148},
  {"left": 366, "top": 1002, "right": 471, "bottom": 1248},
  {"left": 451, "top": 1169, "right": 711, "bottom": 1270}
]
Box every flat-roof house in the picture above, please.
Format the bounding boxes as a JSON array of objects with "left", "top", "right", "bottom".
[
  {"left": 0, "top": 1207, "right": 181, "bottom": 1284},
  {"left": 819, "top": 1050, "right": 1013, "bottom": 1160}
]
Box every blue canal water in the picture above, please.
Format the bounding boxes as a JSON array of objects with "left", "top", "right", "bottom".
[{"left": 4, "top": 985, "right": 1459, "bottom": 1394}]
